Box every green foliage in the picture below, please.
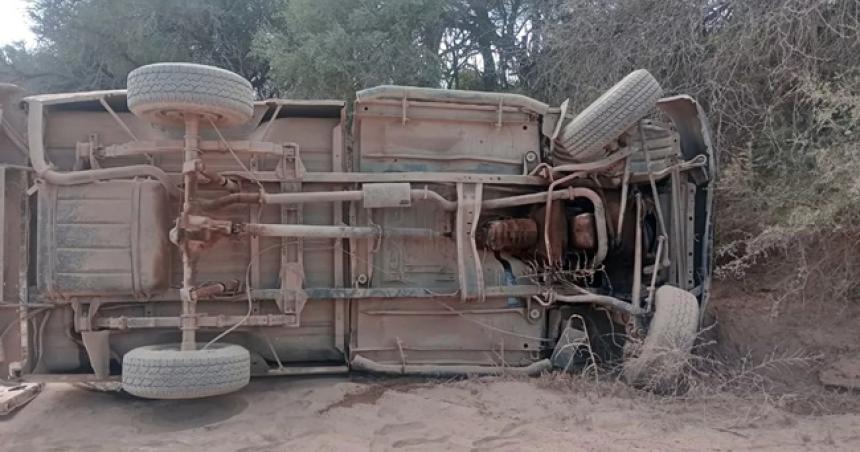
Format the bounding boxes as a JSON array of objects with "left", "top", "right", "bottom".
[
  {"left": 256, "top": 0, "right": 449, "bottom": 100},
  {"left": 2, "top": 0, "right": 558, "bottom": 98},
  {"left": 1, "top": 0, "right": 279, "bottom": 94}
]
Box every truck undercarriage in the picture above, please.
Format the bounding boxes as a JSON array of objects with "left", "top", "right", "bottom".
[{"left": 0, "top": 64, "right": 715, "bottom": 398}]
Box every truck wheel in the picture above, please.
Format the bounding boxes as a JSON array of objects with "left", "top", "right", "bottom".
[
  {"left": 623, "top": 285, "right": 699, "bottom": 392},
  {"left": 126, "top": 63, "right": 255, "bottom": 128},
  {"left": 122, "top": 343, "right": 250, "bottom": 399},
  {"left": 555, "top": 69, "right": 662, "bottom": 163}
]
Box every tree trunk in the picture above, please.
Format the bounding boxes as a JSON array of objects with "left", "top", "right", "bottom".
[{"left": 469, "top": 1, "right": 499, "bottom": 91}]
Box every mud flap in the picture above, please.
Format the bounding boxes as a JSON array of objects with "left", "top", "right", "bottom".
[
  {"left": 81, "top": 331, "right": 111, "bottom": 379},
  {"left": 550, "top": 322, "right": 589, "bottom": 372}
]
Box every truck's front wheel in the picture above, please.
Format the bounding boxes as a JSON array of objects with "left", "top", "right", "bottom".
[
  {"left": 121, "top": 343, "right": 250, "bottom": 399},
  {"left": 622, "top": 285, "right": 699, "bottom": 392}
]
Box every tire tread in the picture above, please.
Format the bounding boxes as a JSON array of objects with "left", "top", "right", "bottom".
[
  {"left": 121, "top": 343, "right": 250, "bottom": 399},
  {"left": 127, "top": 63, "right": 254, "bottom": 128},
  {"left": 556, "top": 69, "right": 662, "bottom": 162}
]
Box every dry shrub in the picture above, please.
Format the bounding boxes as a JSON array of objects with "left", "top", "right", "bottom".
[
  {"left": 617, "top": 324, "right": 821, "bottom": 399},
  {"left": 534, "top": 0, "right": 859, "bottom": 161},
  {"left": 536, "top": 324, "right": 829, "bottom": 418},
  {"left": 532, "top": 0, "right": 860, "bottom": 305}
]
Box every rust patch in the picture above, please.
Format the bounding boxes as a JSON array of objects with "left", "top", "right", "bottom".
[
  {"left": 570, "top": 213, "right": 596, "bottom": 250},
  {"left": 479, "top": 218, "right": 538, "bottom": 252}
]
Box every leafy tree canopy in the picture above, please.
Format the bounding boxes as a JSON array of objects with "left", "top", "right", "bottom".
[
  {"left": 256, "top": 0, "right": 449, "bottom": 100},
  {"left": 1, "top": 0, "right": 279, "bottom": 95}
]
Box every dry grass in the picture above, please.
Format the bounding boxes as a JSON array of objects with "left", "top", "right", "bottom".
[
  {"left": 531, "top": 2, "right": 860, "bottom": 307},
  {"left": 528, "top": 313, "right": 851, "bottom": 421}
]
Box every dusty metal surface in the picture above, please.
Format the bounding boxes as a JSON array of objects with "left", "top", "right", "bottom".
[
  {"left": 36, "top": 180, "right": 170, "bottom": 299},
  {"left": 0, "top": 68, "right": 716, "bottom": 384},
  {"left": 0, "top": 166, "right": 28, "bottom": 379}
]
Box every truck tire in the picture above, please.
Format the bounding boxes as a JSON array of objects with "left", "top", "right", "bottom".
[
  {"left": 122, "top": 343, "right": 250, "bottom": 399},
  {"left": 623, "top": 285, "right": 699, "bottom": 392},
  {"left": 555, "top": 69, "right": 662, "bottom": 163},
  {"left": 126, "top": 63, "right": 255, "bottom": 128}
]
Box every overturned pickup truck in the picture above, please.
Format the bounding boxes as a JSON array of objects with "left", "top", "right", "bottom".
[{"left": 0, "top": 63, "right": 715, "bottom": 398}]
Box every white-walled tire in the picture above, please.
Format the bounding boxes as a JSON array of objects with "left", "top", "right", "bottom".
[
  {"left": 122, "top": 343, "right": 250, "bottom": 400},
  {"left": 555, "top": 69, "right": 662, "bottom": 163},
  {"left": 126, "top": 63, "right": 255, "bottom": 128},
  {"left": 623, "top": 285, "right": 699, "bottom": 392}
]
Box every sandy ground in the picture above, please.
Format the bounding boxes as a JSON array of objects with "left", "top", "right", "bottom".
[
  {"left": 3, "top": 278, "right": 860, "bottom": 451},
  {"left": 1, "top": 375, "right": 859, "bottom": 452}
]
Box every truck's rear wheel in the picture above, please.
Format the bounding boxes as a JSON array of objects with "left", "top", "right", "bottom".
[
  {"left": 623, "top": 285, "right": 699, "bottom": 392},
  {"left": 555, "top": 69, "right": 662, "bottom": 163},
  {"left": 122, "top": 343, "right": 250, "bottom": 399},
  {"left": 126, "top": 63, "right": 255, "bottom": 128}
]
